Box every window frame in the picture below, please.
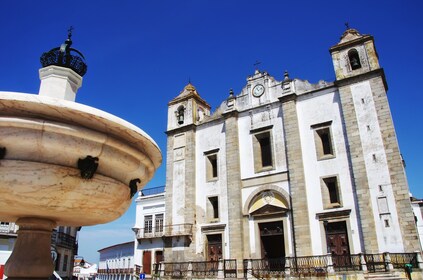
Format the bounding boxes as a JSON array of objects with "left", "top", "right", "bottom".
[
  {"left": 207, "top": 196, "right": 219, "bottom": 222},
  {"left": 251, "top": 126, "right": 275, "bottom": 173},
  {"left": 204, "top": 149, "right": 220, "bottom": 182},
  {"left": 321, "top": 175, "right": 342, "bottom": 209},
  {"left": 144, "top": 215, "right": 153, "bottom": 234},
  {"left": 311, "top": 121, "right": 336, "bottom": 160},
  {"left": 155, "top": 213, "right": 164, "bottom": 233}
]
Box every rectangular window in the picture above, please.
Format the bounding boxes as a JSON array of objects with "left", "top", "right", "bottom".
[
  {"left": 144, "top": 215, "right": 153, "bottom": 233},
  {"left": 155, "top": 214, "right": 164, "bottom": 233},
  {"left": 252, "top": 129, "right": 274, "bottom": 172},
  {"left": 207, "top": 196, "right": 219, "bottom": 222},
  {"left": 62, "top": 254, "right": 68, "bottom": 272},
  {"left": 321, "top": 176, "right": 342, "bottom": 208},
  {"left": 312, "top": 122, "right": 335, "bottom": 160},
  {"left": 207, "top": 154, "right": 218, "bottom": 180}
]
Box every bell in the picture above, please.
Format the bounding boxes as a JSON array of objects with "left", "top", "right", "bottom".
[
  {"left": 177, "top": 112, "right": 184, "bottom": 124},
  {"left": 351, "top": 57, "right": 359, "bottom": 67}
]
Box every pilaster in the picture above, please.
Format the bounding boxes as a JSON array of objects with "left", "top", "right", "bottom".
[
  {"left": 369, "top": 77, "right": 420, "bottom": 251},
  {"left": 280, "top": 94, "right": 312, "bottom": 256},
  {"left": 223, "top": 111, "right": 244, "bottom": 263},
  {"left": 337, "top": 84, "right": 379, "bottom": 253}
]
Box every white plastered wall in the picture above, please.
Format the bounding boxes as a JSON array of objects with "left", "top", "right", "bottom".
[{"left": 296, "top": 89, "right": 362, "bottom": 255}]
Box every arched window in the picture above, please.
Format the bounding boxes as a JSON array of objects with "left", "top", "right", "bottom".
[
  {"left": 176, "top": 106, "right": 185, "bottom": 125},
  {"left": 348, "top": 49, "right": 361, "bottom": 70}
]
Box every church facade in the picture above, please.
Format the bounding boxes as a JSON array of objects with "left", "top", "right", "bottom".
[{"left": 162, "top": 28, "right": 420, "bottom": 268}]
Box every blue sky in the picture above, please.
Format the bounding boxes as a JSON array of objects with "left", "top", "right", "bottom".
[{"left": 1, "top": 0, "right": 422, "bottom": 263}]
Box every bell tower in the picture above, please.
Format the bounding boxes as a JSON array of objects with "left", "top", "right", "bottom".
[
  {"left": 167, "top": 83, "right": 211, "bottom": 131},
  {"left": 330, "top": 27, "right": 381, "bottom": 81},
  {"left": 164, "top": 83, "right": 211, "bottom": 261},
  {"left": 331, "top": 27, "right": 419, "bottom": 253}
]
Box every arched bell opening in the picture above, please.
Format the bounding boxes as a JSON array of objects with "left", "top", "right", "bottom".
[{"left": 348, "top": 48, "right": 361, "bottom": 70}]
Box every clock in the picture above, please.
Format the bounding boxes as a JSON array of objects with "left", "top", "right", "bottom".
[{"left": 252, "top": 84, "right": 265, "bottom": 97}]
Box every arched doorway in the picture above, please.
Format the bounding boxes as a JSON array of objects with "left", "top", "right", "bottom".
[{"left": 248, "top": 190, "right": 290, "bottom": 259}]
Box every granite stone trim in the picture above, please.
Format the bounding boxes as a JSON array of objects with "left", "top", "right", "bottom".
[
  {"left": 337, "top": 85, "right": 379, "bottom": 253},
  {"left": 223, "top": 113, "right": 244, "bottom": 261},
  {"left": 280, "top": 97, "right": 312, "bottom": 256},
  {"left": 369, "top": 77, "right": 420, "bottom": 252}
]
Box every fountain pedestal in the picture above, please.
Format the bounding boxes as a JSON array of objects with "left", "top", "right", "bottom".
[{"left": 5, "top": 218, "right": 56, "bottom": 279}]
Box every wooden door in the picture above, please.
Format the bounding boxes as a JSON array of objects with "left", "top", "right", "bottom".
[
  {"left": 143, "top": 251, "right": 152, "bottom": 274},
  {"left": 207, "top": 234, "right": 222, "bottom": 261},
  {"left": 326, "top": 221, "right": 350, "bottom": 267}
]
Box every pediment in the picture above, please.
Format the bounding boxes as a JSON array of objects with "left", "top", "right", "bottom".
[{"left": 250, "top": 204, "right": 288, "bottom": 216}]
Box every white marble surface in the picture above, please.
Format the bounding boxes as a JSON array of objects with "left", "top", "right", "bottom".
[{"left": 0, "top": 91, "right": 162, "bottom": 226}]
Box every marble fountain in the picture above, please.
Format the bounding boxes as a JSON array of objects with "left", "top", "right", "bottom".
[{"left": 0, "top": 33, "right": 161, "bottom": 278}]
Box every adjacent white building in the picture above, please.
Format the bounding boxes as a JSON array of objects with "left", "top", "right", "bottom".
[
  {"left": 133, "top": 186, "right": 165, "bottom": 276},
  {"left": 97, "top": 241, "right": 135, "bottom": 280}
]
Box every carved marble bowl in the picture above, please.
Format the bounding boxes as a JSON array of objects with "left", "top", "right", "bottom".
[{"left": 0, "top": 92, "right": 161, "bottom": 226}]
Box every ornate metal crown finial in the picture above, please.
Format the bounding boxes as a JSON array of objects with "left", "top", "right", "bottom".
[
  {"left": 345, "top": 22, "right": 350, "bottom": 29},
  {"left": 40, "top": 27, "right": 87, "bottom": 76},
  {"left": 67, "top": 26, "right": 74, "bottom": 40}
]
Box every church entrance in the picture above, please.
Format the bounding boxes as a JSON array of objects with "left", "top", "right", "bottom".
[
  {"left": 259, "top": 221, "right": 285, "bottom": 259},
  {"left": 325, "top": 221, "right": 350, "bottom": 267}
]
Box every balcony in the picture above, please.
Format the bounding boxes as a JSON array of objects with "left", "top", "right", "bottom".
[
  {"left": 135, "top": 224, "right": 193, "bottom": 240},
  {"left": 51, "top": 230, "right": 77, "bottom": 250},
  {"left": 141, "top": 186, "right": 165, "bottom": 197}
]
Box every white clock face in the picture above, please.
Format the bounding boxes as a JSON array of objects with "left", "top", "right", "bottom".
[{"left": 253, "top": 84, "right": 265, "bottom": 97}]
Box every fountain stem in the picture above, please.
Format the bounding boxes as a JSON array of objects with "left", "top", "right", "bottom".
[{"left": 5, "top": 217, "right": 56, "bottom": 279}]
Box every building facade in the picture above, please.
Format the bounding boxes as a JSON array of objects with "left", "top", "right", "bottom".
[
  {"left": 0, "top": 223, "right": 78, "bottom": 280},
  {"left": 162, "top": 27, "right": 421, "bottom": 272},
  {"left": 133, "top": 186, "right": 166, "bottom": 276},
  {"left": 0, "top": 222, "right": 17, "bottom": 279},
  {"left": 97, "top": 241, "right": 135, "bottom": 280}
]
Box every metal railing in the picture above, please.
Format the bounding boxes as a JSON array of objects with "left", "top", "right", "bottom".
[
  {"left": 163, "top": 262, "right": 190, "bottom": 278},
  {"left": 390, "top": 253, "right": 418, "bottom": 269},
  {"left": 51, "top": 230, "right": 77, "bottom": 250},
  {"left": 141, "top": 186, "right": 165, "bottom": 196},
  {"left": 154, "top": 260, "right": 238, "bottom": 278},
  {"left": 97, "top": 268, "right": 134, "bottom": 274},
  {"left": 224, "top": 259, "right": 237, "bottom": 278},
  {"left": 136, "top": 227, "right": 164, "bottom": 239},
  {"left": 244, "top": 258, "right": 287, "bottom": 279},
  {"left": 136, "top": 223, "right": 193, "bottom": 239},
  {"left": 294, "top": 255, "right": 328, "bottom": 276},
  {"left": 153, "top": 253, "right": 421, "bottom": 279},
  {"left": 191, "top": 261, "right": 219, "bottom": 278},
  {"left": 364, "top": 253, "right": 387, "bottom": 272},
  {"left": 333, "top": 254, "right": 361, "bottom": 272}
]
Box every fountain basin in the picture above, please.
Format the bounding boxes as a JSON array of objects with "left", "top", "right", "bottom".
[{"left": 0, "top": 91, "right": 162, "bottom": 226}]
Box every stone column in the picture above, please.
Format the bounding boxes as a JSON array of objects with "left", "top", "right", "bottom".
[
  {"left": 5, "top": 217, "right": 56, "bottom": 279},
  {"left": 326, "top": 253, "right": 335, "bottom": 274},
  {"left": 223, "top": 110, "right": 244, "bottom": 271},
  {"left": 279, "top": 94, "right": 312, "bottom": 256},
  {"left": 359, "top": 253, "right": 368, "bottom": 272}
]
